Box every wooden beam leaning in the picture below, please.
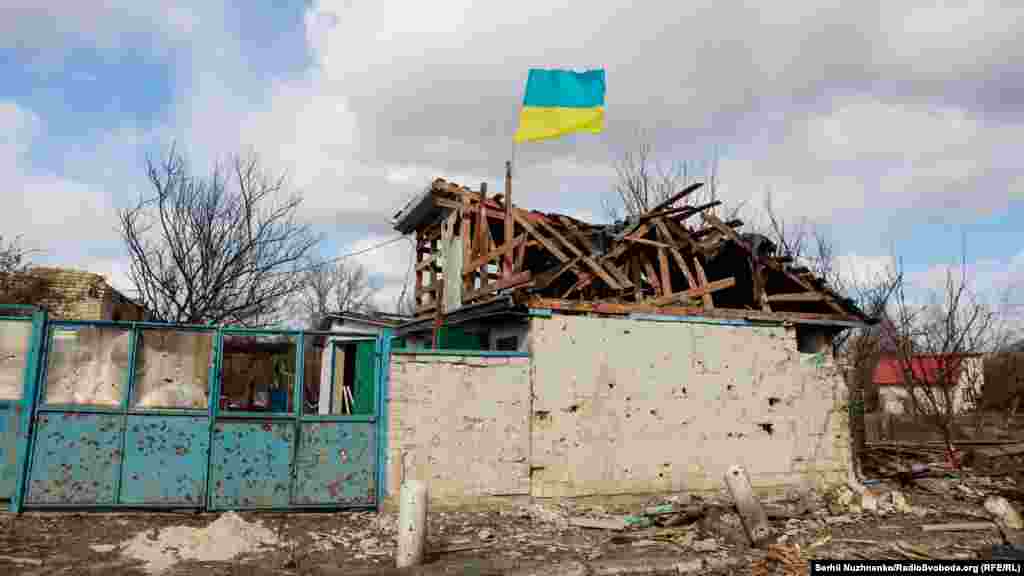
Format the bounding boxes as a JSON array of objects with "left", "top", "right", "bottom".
[
  {"left": 531, "top": 215, "right": 624, "bottom": 290},
  {"left": 511, "top": 210, "right": 571, "bottom": 263},
  {"left": 639, "top": 253, "right": 662, "bottom": 296},
  {"left": 652, "top": 218, "right": 698, "bottom": 290},
  {"left": 648, "top": 277, "right": 736, "bottom": 306},
  {"left": 692, "top": 258, "right": 713, "bottom": 309},
  {"left": 648, "top": 181, "right": 705, "bottom": 214},
  {"left": 658, "top": 248, "right": 672, "bottom": 295},
  {"left": 503, "top": 164, "right": 514, "bottom": 279},
  {"left": 534, "top": 256, "right": 583, "bottom": 290}
]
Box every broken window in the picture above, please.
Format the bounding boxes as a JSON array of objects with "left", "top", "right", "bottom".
[
  {"left": 131, "top": 329, "right": 214, "bottom": 410},
  {"left": 310, "top": 340, "right": 376, "bottom": 415},
  {"left": 303, "top": 334, "right": 329, "bottom": 415},
  {"left": 43, "top": 325, "right": 131, "bottom": 406},
  {"left": 0, "top": 320, "right": 33, "bottom": 400},
  {"left": 220, "top": 333, "right": 296, "bottom": 414}
]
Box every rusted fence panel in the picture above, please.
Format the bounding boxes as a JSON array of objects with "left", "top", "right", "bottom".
[
  {"left": 292, "top": 421, "right": 376, "bottom": 506},
  {"left": 120, "top": 415, "right": 210, "bottom": 506},
  {"left": 25, "top": 412, "right": 123, "bottom": 505},
  {"left": 209, "top": 420, "right": 295, "bottom": 509}
]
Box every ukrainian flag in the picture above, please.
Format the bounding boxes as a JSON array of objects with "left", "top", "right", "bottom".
[{"left": 513, "top": 68, "right": 605, "bottom": 143}]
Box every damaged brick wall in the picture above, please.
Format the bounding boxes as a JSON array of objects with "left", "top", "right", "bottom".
[
  {"left": 384, "top": 316, "right": 851, "bottom": 506},
  {"left": 14, "top": 268, "right": 145, "bottom": 321},
  {"left": 528, "top": 315, "right": 851, "bottom": 498},
  {"left": 387, "top": 353, "right": 531, "bottom": 505}
]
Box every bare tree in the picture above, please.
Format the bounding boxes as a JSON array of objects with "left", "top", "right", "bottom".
[
  {"left": 295, "top": 258, "right": 378, "bottom": 329},
  {"left": 604, "top": 137, "right": 735, "bottom": 222},
  {"left": 119, "top": 146, "right": 320, "bottom": 326},
  {"left": 890, "top": 251, "right": 1006, "bottom": 462}
]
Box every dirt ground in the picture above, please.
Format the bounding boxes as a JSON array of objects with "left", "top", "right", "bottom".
[{"left": 0, "top": 474, "right": 1017, "bottom": 576}]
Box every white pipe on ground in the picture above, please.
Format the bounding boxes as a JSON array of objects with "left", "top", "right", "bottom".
[{"left": 395, "top": 480, "right": 428, "bottom": 568}]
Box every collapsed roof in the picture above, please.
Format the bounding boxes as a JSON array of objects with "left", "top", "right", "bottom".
[{"left": 393, "top": 178, "right": 871, "bottom": 328}]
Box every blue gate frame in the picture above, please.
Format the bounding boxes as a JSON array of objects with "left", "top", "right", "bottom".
[
  {"left": 0, "top": 305, "right": 46, "bottom": 513},
  {"left": 15, "top": 318, "right": 391, "bottom": 512}
]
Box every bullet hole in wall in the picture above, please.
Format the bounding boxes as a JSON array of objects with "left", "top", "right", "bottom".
[
  {"left": 727, "top": 384, "right": 734, "bottom": 391},
  {"left": 623, "top": 329, "right": 631, "bottom": 335},
  {"left": 566, "top": 404, "right": 580, "bottom": 413},
  {"left": 534, "top": 410, "right": 551, "bottom": 422},
  {"left": 649, "top": 409, "right": 658, "bottom": 417},
  {"left": 768, "top": 397, "right": 781, "bottom": 406},
  {"left": 608, "top": 381, "right": 616, "bottom": 389},
  {"left": 758, "top": 422, "right": 774, "bottom": 435}
]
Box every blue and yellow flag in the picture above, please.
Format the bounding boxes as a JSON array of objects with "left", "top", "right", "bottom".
[{"left": 513, "top": 68, "right": 605, "bottom": 143}]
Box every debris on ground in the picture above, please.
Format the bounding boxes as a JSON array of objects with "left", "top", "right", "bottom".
[{"left": 120, "top": 511, "right": 281, "bottom": 574}]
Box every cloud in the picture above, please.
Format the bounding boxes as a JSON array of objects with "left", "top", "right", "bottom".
[
  {"left": 0, "top": 101, "right": 120, "bottom": 258},
  {"left": 7, "top": 0, "right": 1024, "bottom": 317}
]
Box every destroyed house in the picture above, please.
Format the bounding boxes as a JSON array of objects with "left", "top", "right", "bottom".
[
  {"left": 392, "top": 177, "right": 870, "bottom": 350},
  {"left": 381, "top": 177, "right": 874, "bottom": 503}
]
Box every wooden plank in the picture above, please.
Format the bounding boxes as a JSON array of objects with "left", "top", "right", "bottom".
[
  {"left": 462, "top": 270, "right": 532, "bottom": 303},
  {"left": 658, "top": 248, "right": 672, "bottom": 295},
  {"left": 693, "top": 258, "right": 713, "bottom": 309},
  {"left": 601, "top": 260, "right": 634, "bottom": 289},
  {"left": 557, "top": 216, "right": 592, "bottom": 248},
  {"left": 640, "top": 253, "right": 662, "bottom": 296},
  {"left": 476, "top": 196, "right": 488, "bottom": 290},
  {"left": 466, "top": 235, "right": 526, "bottom": 274},
  {"left": 623, "top": 235, "right": 674, "bottom": 249},
  {"left": 534, "top": 256, "right": 583, "bottom": 290},
  {"left": 766, "top": 292, "right": 828, "bottom": 303},
  {"left": 648, "top": 277, "right": 736, "bottom": 306},
  {"left": 662, "top": 218, "right": 704, "bottom": 255},
  {"left": 512, "top": 210, "right": 571, "bottom": 263},
  {"left": 461, "top": 196, "right": 472, "bottom": 293},
  {"left": 649, "top": 181, "right": 705, "bottom": 214},
  {"left": 605, "top": 223, "right": 650, "bottom": 260},
  {"left": 642, "top": 200, "right": 722, "bottom": 222},
  {"left": 569, "top": 517, "right": 628, "bottom": 531},
  {"left": 653, "top": 219, "right": 698, "bottom": 289},
  {"left": 562, "top": 273, "right": 592, "bottom": 299},
  {"left": 724, "top": 465, "right": 772, "bottom": 546},
  {"left": 532, "top": 215, "right": 621, "bottom": 290}
]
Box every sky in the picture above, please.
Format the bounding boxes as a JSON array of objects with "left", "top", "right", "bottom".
[{"left": 1, "top": 1, "right": 1022, "bottom": 327}]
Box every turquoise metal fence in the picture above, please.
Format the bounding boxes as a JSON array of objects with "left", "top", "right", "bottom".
[
  {"left": 0, "top": 305, "right": 46, "bottom": 512},
  {"left": 11, "top": 317, "right": 387, "bottom": 512}
]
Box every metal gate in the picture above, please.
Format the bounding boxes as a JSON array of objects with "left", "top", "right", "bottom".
[
  {"left": 0, "top": 306, "right": 45, "bottom": 512},
  {"left": 20, "top": 320, "right": 387, "bottom": 511}
]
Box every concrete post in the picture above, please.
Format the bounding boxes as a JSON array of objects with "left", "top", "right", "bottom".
[{"left": 396, "top": 480, "right": 427, "bottom": 568}]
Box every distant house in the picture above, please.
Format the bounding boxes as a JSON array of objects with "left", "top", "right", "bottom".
[
  {"left": 873, "top": 352, "right": 983, "bottom": 415},
  {"left": 5, "top": 267, "right": 150, "bottom": 321}
]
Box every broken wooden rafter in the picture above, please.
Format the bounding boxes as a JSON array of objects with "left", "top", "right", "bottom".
[
  {"left": 649, "top": 182, "right": 705, "bottom": 214},
  {"left": 702, "top": 212, "right": 850, "bottom": 317},
  {"left": 466, "top": 235, "right": 526, "bottom": 275},
  {"left": 692, "top": 258, "right": 713, "bottom": 309},
  {"left": 622, "top": 235, "right": 674, "bottom": 249},
  {"left": 766, "top": 292, "right": 827, "bottom": 303},
  {"left": 463, "top": 270, "right": 532, "bottom": 303},
  {"left": 531, "top": 214, "right": 624, "bottom": 291},
  {"left": 652, "top": 218, "right": 698, "bottom": 290},
  {"left": 658, "top": 248, "right": 672, "bottom": 295},
  {"left": 639, "top": 253, "right": 662, "bottom": 296},
  {"left": 647, "top": 277, "right": 736, "bottom": 307},
  {"left": 534, "top": 256, "right": 583, "bottom": 290},
  {"left": 512, "top": 210, "right": 571, "bottom": 263}
]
